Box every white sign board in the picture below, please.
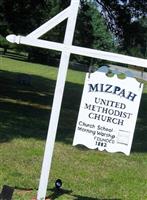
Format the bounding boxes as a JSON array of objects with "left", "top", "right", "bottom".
[{"left": 73, "top": 71, "right": 143, "bottom": 155}]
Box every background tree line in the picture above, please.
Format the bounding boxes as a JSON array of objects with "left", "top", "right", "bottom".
[{"left": 0, "top": 0, "right": 147, "bottom": 66}]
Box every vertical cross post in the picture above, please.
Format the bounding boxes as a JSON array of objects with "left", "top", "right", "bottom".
[{"left": 37, "top": 0, "right": 80, "bottom": 199}]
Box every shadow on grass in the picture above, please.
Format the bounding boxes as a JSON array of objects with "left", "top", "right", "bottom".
[
  {"left": 47, "top": 188, "right": 121, "bottom": 200},
  {"left": 131, "top": 93, "right": 147, "bottom": 152},
  {"left": 13, "top": 187, "right": 121, "bottom": 200},
  {"left": 0, "top": 69, "right": 82, "bottom": 144},
  {"left": 0, "top": 69, "right": 146, "bottom": 152},
  {"left": 46, "top": 188, "right": 121, "bottom": 200}
]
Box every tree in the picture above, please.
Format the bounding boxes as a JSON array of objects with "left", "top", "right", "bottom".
[
  {"left": 94, "top": 0, "right": 147, "bottom": 38},
  {"left": 1, "top": 0, "right": 114, "bottom": 65},
  {"left": 94, "top": 0, "right": 147, "bottom": 57},
  {"left": 123, "top": 17, "right": 147, "bottom": 58},
  {"left": 0, "top": 0, "right": 52, "bottom": 56},
  {"left": 90, "top": 4, "right": 114, "bottom": 51},
  {"left": 73, "top": 1, "right": 114, "bottom": 65},
  {"left": 1, "top": 0, "right": 65, "bottom": 62},
  {"left": 1, "top": 0, "right": 51, "bottom": 35}
]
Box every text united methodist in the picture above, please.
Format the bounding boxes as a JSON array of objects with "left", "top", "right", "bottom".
[{"left": 84, "top": 83, "right": 137, "bottom": 126}]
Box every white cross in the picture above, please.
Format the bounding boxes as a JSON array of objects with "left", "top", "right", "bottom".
[{"left": 6, "top": 0, "right": 147, "bottom": 199}]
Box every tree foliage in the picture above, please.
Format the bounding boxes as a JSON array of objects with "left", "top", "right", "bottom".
[
  {"left": 0, "top": 0, "right": 114, "bottom": 65},
  {"left": 0, "top": 0, "right": 146, "bottom": 62},
  {"left": 73, "top": 1, "right": 114, "bottom": 64},
  {"left": 94, "top": 0, "right": 147, "bottom": 37},
  {"left": 94, "top": 0, "right": 147, "bottom": 57}
]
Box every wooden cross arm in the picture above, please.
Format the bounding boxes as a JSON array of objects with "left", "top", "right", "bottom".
[{"left": 6, "top": 34, "right": 147, "bottom": 68}]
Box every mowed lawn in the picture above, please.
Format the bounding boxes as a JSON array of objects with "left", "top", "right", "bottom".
[{"left": 0, "top": 56, "right": 147, "bottom": 200}]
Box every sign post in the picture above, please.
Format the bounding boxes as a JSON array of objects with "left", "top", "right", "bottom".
[
  {"left": 34, "top": 1, "right": 80, "bottom": 199},
  {"left": 7, "top": 1, "right": 80, "bottom": 199},
  {"left": 6, "top": 0, "right": 147, "bottom": 199}
]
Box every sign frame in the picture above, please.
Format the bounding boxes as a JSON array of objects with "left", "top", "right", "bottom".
[{"left": 73, "top": 69, "right": 143, "bottom": 155}]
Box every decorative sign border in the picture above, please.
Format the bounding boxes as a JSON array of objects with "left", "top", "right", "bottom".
[{"left": 73, "top": 69, "right": 143, "bottom": 155}]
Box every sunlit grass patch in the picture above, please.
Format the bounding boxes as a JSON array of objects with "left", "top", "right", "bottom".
[{"left": 0, "top": 56, "right": 147, "bottom": 200}]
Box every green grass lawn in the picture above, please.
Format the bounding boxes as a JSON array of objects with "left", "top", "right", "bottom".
[{"left": 0, "top": 56, "right": 147, "bottom": 200}]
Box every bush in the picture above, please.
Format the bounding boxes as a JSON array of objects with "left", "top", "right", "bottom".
[{"left": 0, "top": 35, "right": 10, "bottom": 54}]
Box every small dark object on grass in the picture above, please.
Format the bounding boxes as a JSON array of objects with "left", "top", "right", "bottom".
[
  {"left": 55, "top": 179, "right": 62, "bottom": 190},
  {"left": 0, "top": 185, "right": 14, "bottom": 200}
]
